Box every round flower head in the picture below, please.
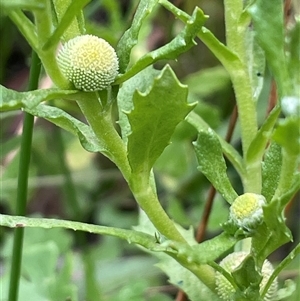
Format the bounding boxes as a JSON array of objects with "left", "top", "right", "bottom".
[
  {"left": 215, "top": 252, "right": 278, "bottom": 301},
  {"left": 229, "top": 193, "right": 266, "bottom": 230},
  {"left": 57, "top": 35, "right": 119, "bottom": 91}
]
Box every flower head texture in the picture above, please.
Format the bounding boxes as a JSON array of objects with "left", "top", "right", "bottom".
[
  {"left": 57, "top": 35, "right": 119, "bottom": 91},
  {"left": 215, "top": 252, "right": 278, "bottom": 301},
  {"left": 229, "top": 193, "right": 266, "bottom": 230}
]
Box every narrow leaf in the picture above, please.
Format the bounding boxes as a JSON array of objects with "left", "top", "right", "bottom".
[
  {"left": 194, "top": 129, "right": 238, "bottom": 204},
  {"left": 50, "top": 0, "right": 85, "bottom": 41},
  {"left": 0, "top": 214, "right": 157, "bottom": 250},
  {"left": 116, "top": 7, "right": 207, "bottom": 83},
  {"left": 0, "top": 85, "right": 78, "bottom": 111},
  {"left": 116, "top": 0, "right": 159, "bottom": 72},
  {"left": 159, "top": 0, "right": 241, "bottom": 79},
  {"left": 246, "top": 105, "right": 280, "bottom": 163},
  {"left": 43, "top": 0, "right": 90, "bottom": 50},
  {"left": 244, "top": 26, "right": 265, "bottom": 101},
  {"left": 0, "top": 0, "right": 44, "bottom": 10},
  {"left": 127, "top": 65, "right": 194, "bottom": 177},
  {"left": 262, "top": 243, "right": 300, "bottom": 298},
  {"left": 25, "top": 104, "right": 105, "bottom": 153}
]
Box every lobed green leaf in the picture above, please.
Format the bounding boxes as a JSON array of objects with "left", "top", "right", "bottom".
[
  {"left": 118, "top": 66, "right": 160, "bottom": 143},
  {"left": 127, "top": 65, "right": 194, "bottom": 178}
]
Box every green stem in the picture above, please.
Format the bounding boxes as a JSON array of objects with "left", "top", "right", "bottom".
[
  {"left": 129, "top": 175, "right": 186, "bottom": 243},
  {"left": 261, "top": 243, "right": 300, "bottom": 298},
  {"left": 224, "top": 0, "right": 244, "bottom": 59},
  {"left": 77, "top": 94, "right": 185, "bottom": 242},
  {"left": 160, "top": 0, "right": 260, "bottom": 192},
  {"left": 43, "top": 0, "right": 88, "bottom": 50},
  {"left": 177, "top": 258, "right": 216, "bottom": 293},
  {"left": 223, "top": 0, "right": 259, "bottom": 192},
  {"left": 76, "top": 94, "right": 131, "bottom": 180},
  {"left": 51, "top": 0, "right": 85, "bottom": 41},
  {"left": 40, "top": 50, "right": 70, "bottom": 89},
  {"left": 8, "top": 10, "right": 39, "bottom": 52},
  {"left": 8, "top": 51, "right": 41, "bottom": 301},
  {"left": 34, "top": 0, "right": 52, "bottom": 46}
]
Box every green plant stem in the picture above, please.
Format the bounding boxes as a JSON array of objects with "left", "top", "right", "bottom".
[
  {"left": 261, "top": 243, "right": 300, "bottom": 298},
  {"left": 34, "top": 0, "right": 52, "bottom": 46},
  {"left": 76, "top": 95, "right": 131, "bottom": 180},
  {"left": 224, "top": 0, "right": 244, "bottom": 59},
  {"left": 129, "top": 175, "right": 186, "bottom": 243},
  {"left": 77, "top": 95, "right": 186, "bottom": 243},
  {"left": 174, "top": 255, "right": 216, "bottom": 292},
  {"left": 43, "top": 0, "right": 88, "bottom": 50},
  {"left": 8, "top": 10, "right": 39, "bottom": 52},
  {"left": 223, "top": 0, "right": 259, "bottom": 192},
  {"left": 160, "top": 0, "right": 260, "bottom": 192},
  {"left": 8, "top": 51, "right": 41, "bottom": 301},
  {"left": 7, "top": 9, "right": 69, "bottom": 89}
]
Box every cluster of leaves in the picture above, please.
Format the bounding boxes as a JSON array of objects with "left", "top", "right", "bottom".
[{"left": 0, "top": 0, "right": 299, "bottom": 300}]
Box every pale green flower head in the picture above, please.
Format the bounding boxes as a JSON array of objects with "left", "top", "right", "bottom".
[
  {"left": 215, "top": 251, "right": 278, "bottom": 301},
  {"left": 229, "top": 193, "right": 266, "bottom": 231},
  {"left": 57, "top": 34, "right": 119, "bottom": 91}
]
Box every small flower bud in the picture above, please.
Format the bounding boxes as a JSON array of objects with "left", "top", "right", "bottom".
[
  {"left": 229, "top": 193, "right": 266, "bottom": 231},
  {"left": 57, "top": 35, "right": 119, "bottom": 91},
  {"left": 215, "top": 252, "right": 278, "bottom": 301}
]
